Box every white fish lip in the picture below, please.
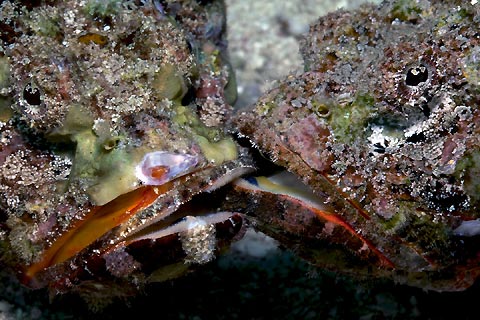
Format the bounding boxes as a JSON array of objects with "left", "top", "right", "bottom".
[
  {"left": 453, "top": 219, "right": 480, "bottom": 237},
  {"left": 135, "top": 151, "right": 199, "bottom": 186}
]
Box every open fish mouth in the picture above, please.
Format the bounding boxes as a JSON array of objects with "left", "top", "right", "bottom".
[
  {"left": 0, "top": 0, "right": 252, "bottom": 293},
  {"left": 228, "top": 0, "right": 480, "bottom": 291},
  {"left": 22, "top": 151, "right": 253, "bottom": 288},
  {"left": 3, "top": 0, "right": 480, "bottom": 299},
  {"left": 233, "top": 172, "right": 395, "bottom": 268},
  {"left": 227, "top": 170, "right": 398, "bottom": 270}
]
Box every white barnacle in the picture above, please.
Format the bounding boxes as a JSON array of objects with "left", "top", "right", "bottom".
[
  {"left": 126, "top": 214, "right": 230, "bottom": 265},
  {"left": 179, "top": 216, "right": 216, "bottom": 265}
]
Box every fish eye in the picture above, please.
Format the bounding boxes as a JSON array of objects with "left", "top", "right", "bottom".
[
  {"left": 405, "top": 64, "right": 428, "bottom": 86},
  {"left": 23, "top": 81, "right": 42, "bottom": 105}
]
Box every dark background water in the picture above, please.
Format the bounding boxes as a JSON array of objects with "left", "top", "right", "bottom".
[{"left": 2, "top": 248, "right": 479, "bottom": 320}]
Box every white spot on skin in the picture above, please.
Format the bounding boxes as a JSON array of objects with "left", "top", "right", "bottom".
[
  {"left": 367, "top": 125, "right": 400, "bottom": 155},
  {"left": 230, "top": 228, "right": 279, "bottom": 258},
  {"left": 453, "top": 219, "right": 480, "bottom": 237},
  {"left": 322, "top": 221, "right": 335, "bottom": 236},
  {"left": 358, "top": 242, "right": 369, "bottom": 252}
]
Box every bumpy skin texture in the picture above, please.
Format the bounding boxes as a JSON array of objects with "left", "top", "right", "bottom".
[
  {"left": 0, "top": 0, "right": 250, "bottom": 295},
  {"left": 233, "top": 0, "right": 480, "bottom": 291}
]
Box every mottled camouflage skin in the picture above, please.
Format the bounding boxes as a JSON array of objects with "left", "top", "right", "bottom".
[
  {"left": 233, "top": 0, "right": 480, "bottom": 291},
  {"left": 1, "top": 0, "right": 480, "bottom": 299},
  {"left": 0, "top": 0, "right": 250, "bottom": 296}
]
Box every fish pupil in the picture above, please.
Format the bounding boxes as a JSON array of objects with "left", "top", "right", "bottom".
[
  {"left": 405, "top": 65, "right": 428, "bottom": 86},
  {"left": 23, "top": 82, "right": 41, "bottom": 105}
]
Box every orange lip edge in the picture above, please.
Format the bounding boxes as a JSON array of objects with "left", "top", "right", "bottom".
[{"left": 24, "top": 183, "right": 171, "bottom": 282}]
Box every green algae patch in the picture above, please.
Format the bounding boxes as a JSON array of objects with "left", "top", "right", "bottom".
[
  {"left": 83, "top": 0, "right": 123, "bottom": 18},
  {"left": 173, "top": 105, "right": 238, "bottom": 164},
  {"left": 462, "top": 47, "right": 480, "bottom": 90},
  {"left": 401, "top": 211, "right": 452, "bottom": 261},
  {"left": 379, "top": 211, "right": 407, "bottom": 235},
  {"left": 29, "top": 11, "right": 60, "bottom": 37},
  {"left": 0, "top": 57, "right": 10, "bottom": 90},
  {"left": 152, "top": 63, "right": 188, "bottom": 102},
  {"left": 85, "top": 149, "right": 142, "bottom": 206},
  {"left": 147, "top": 262, "right": 190, "bottom": 283},
  {"left": 224, "top": 62, "right": 238, "bottom": 106},
  {"left": 71, "top": 130, "right": 144, "bottom": 206},
  {"left": 196, "top": 135, "right": 238, "bottom": 164},
  {"left": 436, "top": 6, "right": 474, "bottom": 30},
  {"left": 48, "top": 106, "right": 145, "bottom": 205},
  {"left": 255, "top": 102, "right": 276, "bottom": 116},
  {"left": 389, "top": 0, "right": 424, "bottom": 22},
  {"left": 69, "top": 130, "right": 144, "bottom": 205},
  {"left": 52, "top": 105, "right": 94, "bottom": 137},
  {"left": 327, "top": 93, "right": 376, "bottom": 144},
  {"left": 0, "top": 97, "right": 13, "bottom": 122},
  {"left": 455, "top": 149, "right": 480, "bottom": 209}
]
